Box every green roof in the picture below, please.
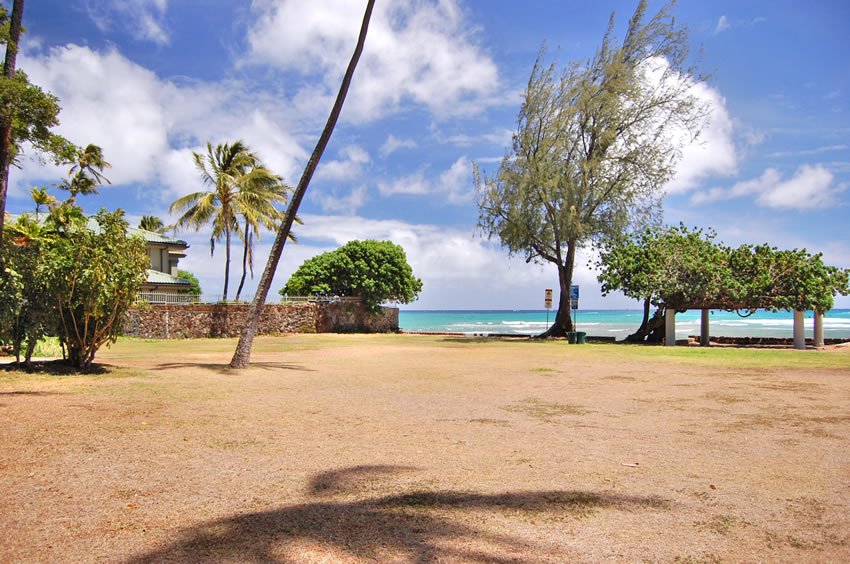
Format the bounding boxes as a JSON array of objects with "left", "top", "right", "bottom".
[
  {"left": 145, "top": 269, "right": 193, "bottom": 286},
  {"left": 6, "top": 213, "right": 188, "bottom": 247}
]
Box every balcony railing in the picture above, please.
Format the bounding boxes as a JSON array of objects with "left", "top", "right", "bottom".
[{"left": 136, "top": 293, "right": 362, "bottom": 305}]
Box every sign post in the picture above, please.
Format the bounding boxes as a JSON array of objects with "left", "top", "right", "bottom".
[
  {"left": 544, "top": 288, "right": 553, "bottom": 326},
  {"left": 570, "top": 285, "right": 579, "bottom": 329}
]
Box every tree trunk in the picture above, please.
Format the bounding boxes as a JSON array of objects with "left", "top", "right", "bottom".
[
  {"left": 222, "top": 229, "right": 231, "bottom": 301},
  {"left": 625, "top": 304, "right": 666, "bottom": 343},
  {"left": 229, "top": 0, "right": 375, "bottom": 369},
  {"left": 0, "top": 0, "right": 25, "bottom": 235},
  {"left": 235, "top": 220, "right": 250, "bottom": 302},
  {"left": 539, "top": 242, "right": 576, "bottom": 338}
]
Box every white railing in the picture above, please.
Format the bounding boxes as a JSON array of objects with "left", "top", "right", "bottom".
[
  {"left": 136, "top": 292, "right": 200, "bottom": 305},
  {"left": 136, "top": 293, "right": 362, "bottom": 305}
]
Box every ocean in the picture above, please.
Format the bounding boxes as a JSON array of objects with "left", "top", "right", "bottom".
[{"left": 398, "top": 309, "right": 850, "bottom": 340}]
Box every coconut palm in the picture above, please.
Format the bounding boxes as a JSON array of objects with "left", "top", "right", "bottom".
[
  {"left": 169, "top": 141, "right": 284, "bottom": 301},
  {"left": 139, "top": 215, "right": 166, "bottom": 233},
  {"left": 30, "top": 186, "right": 56, "bottom": 220},
  {"left": 57, "top": 144, "right": 111, "bottom": 199}
]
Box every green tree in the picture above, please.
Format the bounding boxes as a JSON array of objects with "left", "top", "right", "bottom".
[
  {"left": 230, "top": 0, "right": 375, "bottom": 368},
  {"left": 56, "top": 143, "right": 110, "bottom": 200},
  {"left": 169, "top": 141, "right": 284, "bottom": 302},
  {"left": 139, "top": 215, "right": 166, "bottom": 233},
  {"left": 30, "top": 185, "right": 56, "bottom": 220},
  {"left": 41, "top": 208, "right": 148, "bottom": 368},
  {"left": 280, "top": 240, "right": 422, "bottom": 312},
  {"left": 475, "top": 0, "right": 705, "bottom": 337},
  {"left": 177, "top": 269, "right": 202, "bottom": 296},
  {"left": 0, "top": 1, "right": 76, "bottom": 233}
]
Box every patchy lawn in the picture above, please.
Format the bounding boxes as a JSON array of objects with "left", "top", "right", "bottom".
[{"left": 2, "top": 335, "right": 849, "bottom": 562}]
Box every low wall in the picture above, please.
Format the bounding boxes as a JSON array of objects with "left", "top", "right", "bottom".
[{"left": 123, "top": 302, "right": 398, "bottom": 339}]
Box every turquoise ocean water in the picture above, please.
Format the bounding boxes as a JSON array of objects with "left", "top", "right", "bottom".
[{"left": 399, "top": 309, "right": 850, "bottom": 340}]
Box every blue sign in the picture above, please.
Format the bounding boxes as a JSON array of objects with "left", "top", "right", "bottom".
[{"left": 570, "top": 285, "right": 579, "bottom": 300}]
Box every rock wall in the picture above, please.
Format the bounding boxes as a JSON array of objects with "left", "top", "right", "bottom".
[{"left": 123, "top": 302, "right": 398, "bottom": 339}]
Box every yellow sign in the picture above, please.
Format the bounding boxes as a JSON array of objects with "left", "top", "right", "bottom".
[{"left": 544, "top": 288, "right": 553, "bottom": 309}]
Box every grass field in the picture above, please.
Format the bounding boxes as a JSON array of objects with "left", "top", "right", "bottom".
[{"left": 2, "top": 334, "right": 849, "bottom": 562}]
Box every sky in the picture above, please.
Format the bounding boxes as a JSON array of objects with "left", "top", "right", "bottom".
[{"left": 6, "top": 0, "right": 850, "bottom": 310}]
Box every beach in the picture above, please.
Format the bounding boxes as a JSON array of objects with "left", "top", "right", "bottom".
[
  {"left": 400, "top": 309, "right": 850, "bottom": 340},
  {"left": 2, "top": 334, "right": 849, "bottom": 562}
]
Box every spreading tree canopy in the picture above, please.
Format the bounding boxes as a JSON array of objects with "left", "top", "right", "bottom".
[
  {"left": 597, "top": 225, "right": 850, "bottom": 342},
  {"left": 280, "top": 240, "right": 422, "bottom": 312},
  {"left": 475, "top": 0, "right": 706, "bottom": 337}
]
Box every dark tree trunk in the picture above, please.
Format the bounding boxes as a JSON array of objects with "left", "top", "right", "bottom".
[
  {"left": 0, "top": 0, "right": 25, "bottom": 235},
  {"left": 235, "top": 220, "right": 250, "bottom": 302},
  {"left": 625, "top": 302, "right": 666, "bottom": 343},
  {"left": 222, "top": 229, "right": 231, "bottom": 301},
  {"left": 229, "top": 0, "right": 375, "bottom": 369},
  {"left": 539, "top": 242, "right": 576, "bottom": 338}
]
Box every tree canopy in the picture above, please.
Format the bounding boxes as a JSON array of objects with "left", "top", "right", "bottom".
[
  {"left": 280, "top": 240, "right": 422, "bottom": 312},
  {"left": 598, "top": 224, "right": 850, "bottom": 315},
  {"left": 475, "top": 0, "right": 705, "bottom": 337}
]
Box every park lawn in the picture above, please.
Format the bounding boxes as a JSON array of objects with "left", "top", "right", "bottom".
[{"left": 1, "top": 334, "right": 849, "bottom": 562}]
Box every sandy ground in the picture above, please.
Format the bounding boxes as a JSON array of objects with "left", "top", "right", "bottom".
[{"left": 1, "top": 334, "right": 849, "bottom": 563}]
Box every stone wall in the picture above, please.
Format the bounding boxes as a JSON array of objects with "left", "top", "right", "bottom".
[{"left": 123, "top": 302, "right": 399, "bottom": 339}]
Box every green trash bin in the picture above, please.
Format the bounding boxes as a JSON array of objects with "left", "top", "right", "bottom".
[
  {"left": 567, "top": 332, "right": 577, "bottom": 344},
  {"left": 575, "top": 331, "right": 587, "bottom": 344}
]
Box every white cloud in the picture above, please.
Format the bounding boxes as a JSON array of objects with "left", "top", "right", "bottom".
[
  {"left": 316, "top": 145, "right": 370, "bottom": 181},
  {"left": 664, "top": 79, "right": 738, "bottom": 194},
  {"left": 767, "top": 145, "right": 848, "bottom": 158},
  {"left": 13, "top": 44, "right": 309, "bottom": 204},
  {"left": 316, "top": 185, "right": 368, "bottom": 215},
  {"left": 442, "top": 127, "right": 514, "bottom": 148},
  {"left": 377, "top": 156, "right": 472, "bottom": 203},
  {"left": 380, "top": 134, "right": 417, "bottom": 157},
  {"left": 246, "top": 0, "right": 502, "bottom": 122},
  {"left": 713, "top": 16, "right": 730, "bottom": 35},
  {"left": 86, "top": 0, "right": 170, "bottom": 46},
  {"left": 691, "top": 164, "right": 845, "bottom": 210}
]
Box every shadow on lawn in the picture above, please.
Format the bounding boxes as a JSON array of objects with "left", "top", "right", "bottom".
[
  {"left": 128, "top": 465, "right": 669, "bottom": 563},
  {"left": 154, "top": 361, "right": 315, "bottom": 374},
  {"left": 0, "top": 360, "right": 109, "bottom": 375}
]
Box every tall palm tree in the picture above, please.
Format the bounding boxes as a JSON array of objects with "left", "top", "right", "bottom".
[
  {"left": 230, "top": 0, "right": 375, "bottom": 368},
  {"left": 233, "top": 175, "right": 288, "bottom": 301},
  {"left": 139, "top": 215, "right": 166, "bottom": 233},
  {"left": 30, "top": 186, "right": 56, "bottom": 221},
  {"left": 57, "top": 144, "right": 111, "bottom": 200},
  {"left": 169, "top": 141, "right": 283, "bottom": 301}
]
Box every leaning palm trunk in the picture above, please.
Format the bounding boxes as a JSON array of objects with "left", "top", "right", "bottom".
[{"left": 230, "top": 0, "right": 375, "bottom": 368}]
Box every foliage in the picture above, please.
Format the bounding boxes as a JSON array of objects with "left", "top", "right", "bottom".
[
  {"left": 139, "top": 215, "right": 166, "bottom": 233},
  {"left": 280, "top": 240, "right": 422, "bottom": 312},
  {"left": 55, "top": 144, "right": 111, "bottom": 198},
  {"left": 170, "top": 140, "right": 287, "bottom": 301},
  {"left": 1, "top": 192, "right": 148, "bottom": 368},
  {"left": 177, "top": 269, "right": 202, "bottom": 296},
  {"left": 40, "top": 208, "right": 148, "bottom": 368},
  {"left": 598, "top": 224, "right": 850, "bottom": 317},
  {"left": 474, "top": 0, "right": 705, "bottom": 337}
]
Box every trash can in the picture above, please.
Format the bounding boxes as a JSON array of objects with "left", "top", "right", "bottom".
[
  {"left": 567, "top": 332, "right": 577, "bottom": 344},
  {"left": 575, "top": 331, "right": 587, "bottom": 344}
]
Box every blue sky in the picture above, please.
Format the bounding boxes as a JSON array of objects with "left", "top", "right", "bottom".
[{"left": 7, "top": 0, "right": 850, "bottom": 309}]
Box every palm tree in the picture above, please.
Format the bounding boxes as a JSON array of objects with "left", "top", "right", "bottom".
[
  {"left": 230, "top": 0, "right": 375, "bottom": 368},
  {"left": 139, "top": 215, "right": 166, "bottom": 233},
  {"left": 30, "top": 186, "right": 56, "bottom": 221},
  {"left": 0, "top": 0, "right": 26, "bottom": 235},
  {"left": 57, "top": 144, "right": 111, "bottom": 199},
  {"left": 233, "top": 175, "right": 288, "bottom": 301},
  {"left": 169, "top": 141, "right": 284, "bottom": 301}
]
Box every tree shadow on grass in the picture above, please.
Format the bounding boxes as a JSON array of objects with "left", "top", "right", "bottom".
[
  {"left": 128, "top": 465, "right": 670, "bottom": 563},
  {"left": 153, "top": 362, "right": 315, "bottom": 374},
  {"left": 0, "top": 359, "right": 109, "bottom": 375}
]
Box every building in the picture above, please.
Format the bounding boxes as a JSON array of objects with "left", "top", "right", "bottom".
[{"left": 130, "top": 226, "right": 195, "bottom": 302}]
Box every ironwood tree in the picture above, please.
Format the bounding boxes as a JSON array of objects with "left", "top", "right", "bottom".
[{"left": 475, "top": 0, "right": 706, "bottom": 337}]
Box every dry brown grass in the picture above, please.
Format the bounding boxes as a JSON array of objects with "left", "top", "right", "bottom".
[{"left": 1, "top": 334, "right": 849, "bottom": 562}]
